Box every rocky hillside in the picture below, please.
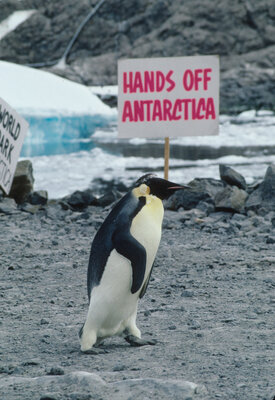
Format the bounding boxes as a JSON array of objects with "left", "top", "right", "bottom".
[{"left": 0, "top": 0, "right": 275, "bottom": 113}]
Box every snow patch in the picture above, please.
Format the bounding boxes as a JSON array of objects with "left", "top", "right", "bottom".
[{"left": 0, "top": 10, "right": 36, "bottom": 40}]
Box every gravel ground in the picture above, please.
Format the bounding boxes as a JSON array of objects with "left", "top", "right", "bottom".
[{"left": 0, "top": 203, "right": 274, "bottom": 400}]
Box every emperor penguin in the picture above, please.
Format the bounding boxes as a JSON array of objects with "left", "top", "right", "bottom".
[{"left": 79, "top": 173, "right": 187, "bottom": 353}]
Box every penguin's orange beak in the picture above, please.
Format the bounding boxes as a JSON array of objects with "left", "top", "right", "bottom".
[{"left": 167, "top": 184, "right": 190, "bottom": 190}]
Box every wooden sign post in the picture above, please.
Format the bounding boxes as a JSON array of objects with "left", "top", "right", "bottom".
[
  {"left": 164, "top": 137, "right": 170, "bottom": 180},
  {"left": 117, "top": 56, "right": 220, "bottom": 179}
]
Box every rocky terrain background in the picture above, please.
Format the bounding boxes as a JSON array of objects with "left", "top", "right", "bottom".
[
  {"left": 0, "top": 161, "right": 275, "bottom": 399},
  {"left": 0, "top": 0, "right": 275, "bottom": 113}
]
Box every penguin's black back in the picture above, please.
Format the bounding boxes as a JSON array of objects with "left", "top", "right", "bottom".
[{"left": 87, "top": 191, "right": 146, "bottom": 300}]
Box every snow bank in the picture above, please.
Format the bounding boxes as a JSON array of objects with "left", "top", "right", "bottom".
[
  {"left": 0, "top": 61, "right": 117, "bottom": 117},
  {"left": 0, "top": 61, "right": 117, "bottom": 156}
]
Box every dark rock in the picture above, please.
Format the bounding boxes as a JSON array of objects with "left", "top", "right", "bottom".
[
  {"left": 96, "top": 93, "right": 117, "bottom": 108},
  {"left": 63, "top": 189, "right": 98, "bottom": 210},
  {"left": 181, "top": 290, "right": 194, "bottom": 298},
  {"left": 92, "top": 178, "right": 128, "bottom": 194},
  {"left": 266, "top": 237, "right": 275, "bottom": 244},
  {"left": 166, "top": 188, "right": 208, "bottom": 211},
  {"left": 234, "top": 219, "right": 253, "bottom": 233},
  {"left": 180, "top": 208, "right": 206, "bottom": 224},
  {"left": 196, "top": 200, "right": 215, "bottom": 215},
  {"left": 219, "top": 164, "right": 247, "bottom": 190},
  {"left": 9, "top": 160, "right": 34, "bottom": 204},
  {"left": 245, "top": 189, "right": 262, "bottom": 212},
  {"left": 20, "top": 203, "right": 41, "bottom": 214},
  {"left": 29, "top": 190, "right": 48, "bottom": 205},
  {"left": 0, "top": 197, "right": 18, "bottom": 214},
  {"left": 261, "top": 164, "right": 275, "bottom": 200},
  {"left": 166, "top": 178, "right": 224, "bottom": 211},
  {"left": 113, "top": 364, "right": 126, "bottom": 372},
  {"left": 47, "top": 366, "right": 65, "bottom": 376},
  {"left": 208, "top": 211, "right": 233, "bottom": 224},
  {"left": 231, "top": 213, "right": 246, "bottom": 223},
  {"left": 97, "top": 190, "right": 121, "bottom": 207},
  {"left": 45, "top": 203, "right": 65, "bottom": 220},
  {"left": 246, "top": 165, "right": 275, "bottom": 213},
  {"left": 215, "top": 186, "right": 248, "bottom": 213}
]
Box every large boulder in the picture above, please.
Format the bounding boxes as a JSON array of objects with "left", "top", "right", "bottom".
[
  {"left": 28, "top": 190, "right": 48, "bottom": 205},
  {"left": 245, "top": 164, "right": 275, "bottom": 212},
  {"left": 219, "top": 164, "right": 246, "bottom": 190},
  {"left": 166, "top": 178, "right": 225, "bottom": 211},
  {"left": 62, "top": 189, "right": 98, "bottom": 210},
  {"left": 8, "top": 160, "right": 34, "bottom": 203},
  {"left": 215, "top": 186, "right": 248, "bottom": 213}
]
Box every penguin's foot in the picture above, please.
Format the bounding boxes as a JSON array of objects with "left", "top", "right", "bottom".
[
  {"left": 81, "top": 347, "right": 109, "bottom": 355},
  {"left": 125, "top": 334, "right": 157, "bottom": 347}
]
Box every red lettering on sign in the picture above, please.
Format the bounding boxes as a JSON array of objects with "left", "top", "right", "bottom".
[
  {"left": 182, "top": 70, "right": 193, "bottom": 91},
  {"left": 156, "top": 71, "right": 165, "bottom": 92},
  {"left": 152, "top": 100, "right": 163, "bottom": 121},
  {"left": 143, "top": 100, "right": 153, "bottom": 121},
  {"left": 144, "top": 71, "right": 155, "bottom": 92},
  {"left": 183, "top": 68, "right": 213, "bottom": 91},
  {"left": 121, "top": 97, "right": 216, "bottom": 123},
  {"left": 181, "top": 99, "right": 191, "bottom": 119},
  {"left": 205, "top": 97, "right": 216, "bottom": 119},
  {"left": 163, "top": 99, "right": 172, "bottom": 120},
  {"left": 123, "top": 70, "right": 176, "bottom": 93},
  {"left": 192, "top": 99, "right": 197, "bottom": 119},
  {"left": 123, "top": 72, "right": 132, "bottom": 93},
  {"left": 166, "top": 70, "right": 176, "bottom": 92},
  {"left": 196, "top": 98, "right": 205, "bottom": 120},
  {"left": 203, "top": 68, "right": 212, "bottom": 90},
  {"left": 134, "top": 101, "right": 144, "bottom": 121},
  {"left": 172, "top": 99, "right": 182, "bottom": 120},
  {"left": 122, "top": 100, "right": 133, "bottom": 121},
  {"left": 194, "top": 69, "right": 203, "bottom": 91},
  {"left": 133, "top": 72, "right": 143, "bottom": 93}
]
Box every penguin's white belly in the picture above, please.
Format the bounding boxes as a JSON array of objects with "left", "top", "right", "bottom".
[{"left": 88, "top": 249, "right": 137, "bottom": 338}]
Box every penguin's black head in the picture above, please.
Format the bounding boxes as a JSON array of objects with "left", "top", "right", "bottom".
[{"left": 134, "top": 173, "right": 188, "bottom": 200}]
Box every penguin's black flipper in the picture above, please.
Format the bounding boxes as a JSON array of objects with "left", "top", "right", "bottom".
[
  {"left": 139, "top": 263, "right": 154, "bottom": 299},
  {"left": 113, "top": 231, "right": 147, "bottom": 294}
]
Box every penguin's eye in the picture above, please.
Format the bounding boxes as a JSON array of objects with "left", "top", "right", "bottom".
[{"left": 139, "top": 184, "right": 149, "bottom": 195}]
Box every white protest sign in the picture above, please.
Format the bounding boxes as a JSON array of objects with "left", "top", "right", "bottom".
[
  {"left": 0, "top": 97, "right": 29, "bottom": 194},
  {"left": 118, "top": 55, "right": 219, "bottom": 138}
]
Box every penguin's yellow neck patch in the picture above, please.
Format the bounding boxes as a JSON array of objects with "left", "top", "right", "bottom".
[
  {"left": 132, "top": 184, "right": 164, "bottom": 223},
  {"left": 133, "top": 184, "right": 150, "bottom": 198},
  {"left": 131, "top": 184, "right": 164, "bottom": 247}
]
